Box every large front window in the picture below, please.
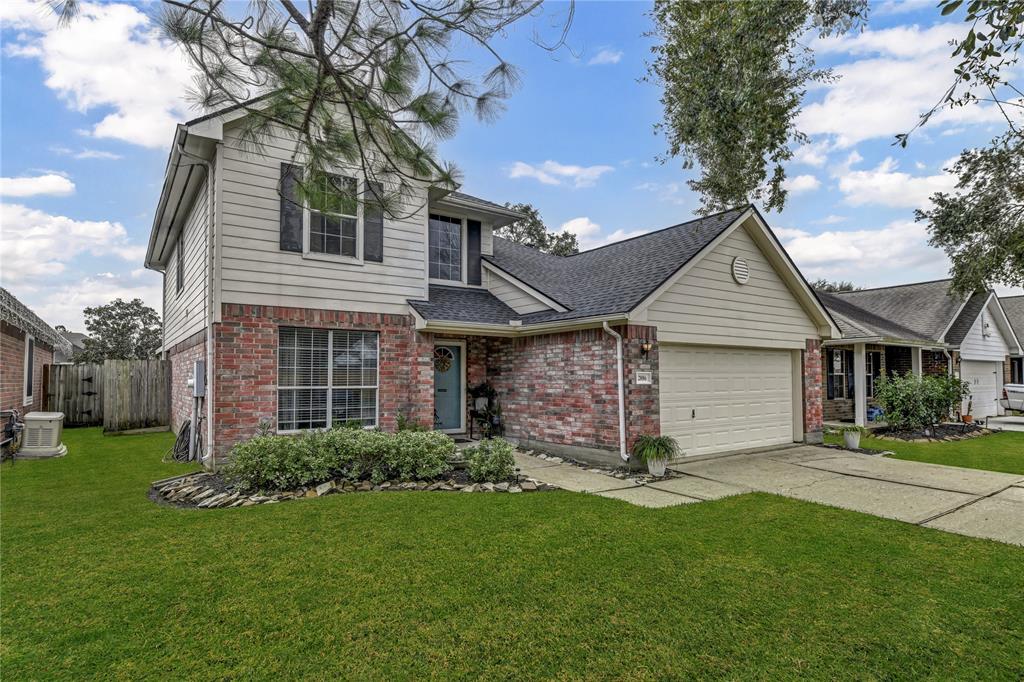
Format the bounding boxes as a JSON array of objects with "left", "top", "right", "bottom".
[
  {"left": 277, "top": 327, "right": 378, "bottom": 431},
  {"left": 309, "top": 174, "right": 357, "bottom": 257},
  {"left": 429, "top": 213, "right": 462, "bottom": 281}
]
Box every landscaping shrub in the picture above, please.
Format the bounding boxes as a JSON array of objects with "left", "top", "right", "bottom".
[
  {"left": 874, "top": 372, "right": 970, "bottom": 432},
  {"left": 225, "top": 427, "right": 457, "bottom": 491},
  {"left": 382, "top": 431, "right": 455, "bottom": 481},
  {"left": 464, "top": 438, "right": 516, "bottom": 482}
]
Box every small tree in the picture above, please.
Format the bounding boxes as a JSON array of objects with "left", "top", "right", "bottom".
[
  {"left": 496, "top": 203, "right": 579, "bottom": 256},
  {"left": 811, "top": 279, "right": 860, "bottom": 293},
  {"left": 874, "top": 372, "right": 970, "bottom": 432},
  {"left": 78, "top": 299, "right": 162, "bottom": 363}
]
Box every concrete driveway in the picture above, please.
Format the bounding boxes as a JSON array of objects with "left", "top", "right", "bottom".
[
  {"left": 513, "top": 447, "right": 1024, "bottom": 545},
  {"left": 671, "top": 446, "right": 1024, "bottom": 546}
]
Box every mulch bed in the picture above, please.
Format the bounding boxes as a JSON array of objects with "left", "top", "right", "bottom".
[
  {"left": 150, "top": 469, "right": 558, "bottom": 509},
  {"left": 870, "top": 423, "right": 990, "bottom": 443}
]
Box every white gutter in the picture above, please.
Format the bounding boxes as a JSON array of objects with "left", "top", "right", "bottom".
[
  {"left": 178, "top": 141, "right": 217, "bottom": 473},
  {"left": 602, "top": 322, "right": 629, "bottom": 462}
]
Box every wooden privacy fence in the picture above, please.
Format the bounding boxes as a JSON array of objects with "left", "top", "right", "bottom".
[{"left": 45, "top": 359, "right": 170, "bottom": 433}]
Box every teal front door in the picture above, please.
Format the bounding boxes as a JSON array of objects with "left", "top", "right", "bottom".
[{"left": 433, "top": 344, "right": 463, "bottom": 431}]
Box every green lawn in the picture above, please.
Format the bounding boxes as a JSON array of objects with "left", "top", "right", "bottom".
[
  {"left": 3, "top": 428, "right": 1023, "bottom": 679},
  {"left": 825, "top": 430, "right": 1024, "bottom": 476}
]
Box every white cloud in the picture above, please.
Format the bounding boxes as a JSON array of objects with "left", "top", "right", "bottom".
[
  {"left": 12, "top": 272, "right": 162, "bottom": 330},
  {"left": 509, "top": 160, "right": 614, "bottom": 188},
  {"left": 634, "top": 180, "right": 688, "bottom": 205},
  {"left": 3, "top": 0, "right": 195, "bottom": 148},
  {"left": 51, "top": 145, "right": 123, "bottom": 160},
  {"left": 811, "top": 214, "right": 847, "bottom": 226},
  {"left": 0, "top": 173, "right": 75, "bottom": 197},
  {"left": 556, "top": 216, "right": 647, "bottom": 251},
  {"left": 783, "top": 174, "right": 821, "bottom": 195},
  {"left": 837, "top": 157, "right": 957, "bottom": 208},
  {"left": 588, "top": 49, "right": 623, "bottom": 66},
  {"left": 793, "top": 141, "right": 828, "bottom": 167},
  {"left": 780, "top": 220, "right": 951, "bottom": 286},
  {"left": 0, "top": 203, "right": 145, "bottom": 281},
  {"left": 799, "top": 24, "right": 1013, "bottom": 147}
]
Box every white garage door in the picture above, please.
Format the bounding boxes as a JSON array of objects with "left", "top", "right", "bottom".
[
  {"left": 961, "top": 360, "right": 1001, "bottom": 418},
  {"left": 660, "top": 345, "right": 795, "bottom": 458}
]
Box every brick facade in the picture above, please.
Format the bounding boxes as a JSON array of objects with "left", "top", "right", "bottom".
[
  {"left": 821, "top": 343, "right": 887, "bottom": 423},
  {"left": 1, "top": 321, "right": 53, "bottom": 415},
  {"left": 922, "top": 349, "right": 949, "bottom": 377},
  {"left": 168, "top": 331, "right": 206, "bottom": 435},
  {"left": 211, "top": 304, "right": 433, "bottom": 458},
  {"left": 803, "top": 338, "right": 823, "bottom": 439}
]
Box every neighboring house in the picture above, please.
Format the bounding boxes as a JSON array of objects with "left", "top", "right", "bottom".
[
  {"left": 146, "top": 105, "right": 839, "bottom": 466},
  {"left": 817, "top": 281, "right": 1022, "bottom": 424},
  {"left": 53, "top": 328, "right": 89, "bottom": 363},
  {"left": 1001, "top": 295, "right": 1024, "bottom": 385},
  {"left": 0, "top": 288, "right": 70, "bottom": 415}
]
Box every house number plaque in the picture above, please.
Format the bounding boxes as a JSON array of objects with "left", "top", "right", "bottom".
[{"left": 635, "top": 371, "right": 653, "bottom": 385}]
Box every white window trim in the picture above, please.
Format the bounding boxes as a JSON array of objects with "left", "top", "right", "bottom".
[
  {"left": 276, "top": 328, "right": 380, "bottom": 434},
  {"left": 301, "top": 175, "right": 364, "bottom": 266},
  {"left": 427, "top": 213, "right": 467, "bottom": 286},
  {"left": 433, "top": 339, "right": 466, "bottom": 433},
  {"left": 23, "top": 333, "right": 35, "bottom": 406}
]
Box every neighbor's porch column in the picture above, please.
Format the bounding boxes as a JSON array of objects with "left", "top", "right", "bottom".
[
  {"left": 854, "top": 343, "right": 867, "bottom": 427},
  {"left": 911, "top": 347, "right": 923, "bottom": 377}
]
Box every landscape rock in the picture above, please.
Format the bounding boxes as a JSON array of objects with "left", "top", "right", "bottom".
[{"left": 315, "top": 482, "right": 335, "bottom": 496}]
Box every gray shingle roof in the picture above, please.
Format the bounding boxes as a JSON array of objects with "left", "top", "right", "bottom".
[
  {"left": 408, "top": 286, "right": 519, "bottom": 325},
  {"left": 818, "top": 279, "right": 969, "bottom": 344},
  {"left": 1001, "top": 295, "right": 1024, "bottom": 349},
  {"left": 476, "top": 206, "right": 750, "bottom": 325},
  {"left": 944, "top": 291, "right": 990, "bottom": 345}
]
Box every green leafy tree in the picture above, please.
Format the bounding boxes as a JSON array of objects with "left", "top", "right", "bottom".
[
  {"left": 497, "top": 203, "right": 579, "bottom": 255},
  {"left": 78, "top": 299, "right": 162, "bottom": 363},
  {"left": 645, "top": 0, "right": 868, "bottom": 214},
  {"left": 54, "top": 0, "right": 569, "bottom": 219},
  {"left": 811, "top": 278, "right": 860, "bottom": 292},
  {"left": 917, "top": 132, "right": 1024, "bottom": 294}
]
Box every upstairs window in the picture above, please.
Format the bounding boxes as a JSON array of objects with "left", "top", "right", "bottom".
[
  {"left": 309, "top": 174, "right": 357, "bottom": 258},
  {"left": 277, "top": 327, "right": 378, "bottom": 431},
  {"left": 429, "top": 214, "right": 462, "bottom": 281}
]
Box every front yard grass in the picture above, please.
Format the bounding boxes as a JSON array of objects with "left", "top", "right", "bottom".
[
  {"left": 3, "top": 428, "right": 1023, "bottom": 679},
  {"left": 825, "top": 430, "right": 1024, "bottom": 476}
]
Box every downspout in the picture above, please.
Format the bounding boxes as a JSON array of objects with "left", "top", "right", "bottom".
[
  {"left": 602, "top": 322, "right": 629, "bottom": 462},
  {"left": 178, "top": 142, "right": 217, "bottom": 472}
]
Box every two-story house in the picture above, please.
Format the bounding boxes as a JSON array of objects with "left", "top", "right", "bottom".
[{"left": 146, "top": 104, "right": 840, "bottom": 469}]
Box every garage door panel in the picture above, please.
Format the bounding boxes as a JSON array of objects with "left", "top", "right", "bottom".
[
  {"left": 961, "top": 360, "right": 1001, "bottom": 418},
  {"left": 660, "top": 344, "right": 795, "bottom": 458}
]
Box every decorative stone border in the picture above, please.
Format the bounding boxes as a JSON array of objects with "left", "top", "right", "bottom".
[
  {"left": 150, "top": 471, "right": 557, "bottom": 509},
  {"left": 871, "top": 427, "right": 992, "bottom": 443}
]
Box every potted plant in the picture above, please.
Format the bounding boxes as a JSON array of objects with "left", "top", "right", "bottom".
[
  {"left": 961, "top": 398, "right": 973, "bottom": 424},
  {"left": 840, "top": 425, "right": 864, "bottom": 450},
  {"left": 631, "top": 434, "right": 679, "bottom": 477}
]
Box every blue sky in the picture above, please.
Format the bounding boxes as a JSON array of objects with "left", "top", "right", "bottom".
[{"left": 1, "top": 0, "right": 1020, "bottom": 330}]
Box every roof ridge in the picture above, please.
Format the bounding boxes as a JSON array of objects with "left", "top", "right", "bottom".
[
  {"left": 999, "top": 294, "right": 1024, "bottom": 300},
  {"left": 565, "top": 204, "right": 750, "bottom": 258},
  {"left": 833, "top": 277, "right": 955, "bottom": 295}
]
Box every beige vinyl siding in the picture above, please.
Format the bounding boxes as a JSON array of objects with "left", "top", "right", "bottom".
[
  {"left": 164, "top": 177, "right": 209, "bottom": 349},
  {"left": 481, "top": 225, "right": 493, "bottom": 256},
  {"left": 647, "top": 224, "right": 818, "bottom": 349},
  {"left": 485, "top": 269, "right": 552, "bottom": 314},
  {"left": 218, "top": 121, "right": 428, "bottom": 314},
  {"left": 959, "top": 301, "right": 1010, "bottom": 361}
]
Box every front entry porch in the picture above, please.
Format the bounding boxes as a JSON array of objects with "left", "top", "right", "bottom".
[{"left": 822, "top": 342, "right": 951, "bottom": 426}]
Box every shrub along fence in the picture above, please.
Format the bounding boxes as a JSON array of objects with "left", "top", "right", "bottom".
[{"left": 44, "top": 359, "right": 170, "bottom": 434}]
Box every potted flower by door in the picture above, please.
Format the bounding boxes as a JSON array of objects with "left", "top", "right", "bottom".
[
  {"left": 841, "top": 425, "right": 864, "bottom": 450},
  {"left": 631, "top": 434, "right": 679, "bottom": 477}
]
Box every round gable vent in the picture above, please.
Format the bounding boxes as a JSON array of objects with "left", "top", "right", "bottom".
[{"left": 732, "top": 257, "right": 750, "bottom": 284}]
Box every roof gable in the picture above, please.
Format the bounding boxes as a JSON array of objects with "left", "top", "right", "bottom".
[
  {"left": 1001, "top": 295, "right": 1024, "bottom": 350},
  {"left": 822, "top": 279, "right": 967, "bottom": 344}
]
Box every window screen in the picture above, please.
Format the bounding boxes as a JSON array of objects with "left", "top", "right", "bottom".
[
  {"left": 428, "top": 214, "right": 461, "bottom": 281},
  {"left": 309, "top": 175, "right": 357, "bottom": 257}
]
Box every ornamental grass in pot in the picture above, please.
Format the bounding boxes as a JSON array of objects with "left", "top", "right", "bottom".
[
  {"left": 632, "top": 434, "right": 679, "bottom": 477},
  {"left": 840, "top": 425, "right": 864, "bottom": 450}
]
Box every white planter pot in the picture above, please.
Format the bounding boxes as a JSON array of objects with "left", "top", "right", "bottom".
[
  {"left": 646, "top": 458, "right": 667, "bottom": 477},
  {"left": 843, "top": 431, "right": 861, "bottom": 450}
]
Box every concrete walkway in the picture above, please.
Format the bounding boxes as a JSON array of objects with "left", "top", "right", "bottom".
[
  {"left": 514, "top": 447, "right": 1024, "bottom": 546},
  {"left": 988, "top": 415, "right": 1024, "bottom": 432}
]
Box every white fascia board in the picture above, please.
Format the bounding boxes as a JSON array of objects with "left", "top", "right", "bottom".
[
  {"left": 481, "top": 261, "right": 569, "bottom": 312},
  {"left": 988, "top": 294, "right": 1023, "bottom": 355},
  {"left": 418, "top": 313, "right": 627, "bottom": 338}
]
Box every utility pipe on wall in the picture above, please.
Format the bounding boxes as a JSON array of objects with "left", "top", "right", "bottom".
[{"left": 602, "top": 322, "right": 629, "bottom": 462}]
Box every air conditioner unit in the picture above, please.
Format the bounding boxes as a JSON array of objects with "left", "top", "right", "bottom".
[{"left": 20, "top": 412, "right": 68, "bottom": 458}]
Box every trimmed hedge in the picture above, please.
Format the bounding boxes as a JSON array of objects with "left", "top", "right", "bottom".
[
  {"left": 464, "top": 438, "right": 516, "bottom": 483},
  {"left": 225, "top": 428, "right": 456, "bottom": 492}
]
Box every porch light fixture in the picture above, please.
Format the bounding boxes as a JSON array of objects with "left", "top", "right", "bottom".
[{"left": 640, "top": 340, "right": 653, "bottom": 356}]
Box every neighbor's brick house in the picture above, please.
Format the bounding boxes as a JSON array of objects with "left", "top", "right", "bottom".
[
  {"left": 1, "top": 288, "right": 68, "bottom": 415},
  {"left": 145, "top": 104, "right": 844, "bottom": 467}
]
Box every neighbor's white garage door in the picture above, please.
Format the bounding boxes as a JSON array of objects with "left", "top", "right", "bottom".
[
  {"left": 960, "top": 360, "right": 1001, "bottom": 418},
  {"left": 660, "top": 345, "right": 795, "bottom": 458}
]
